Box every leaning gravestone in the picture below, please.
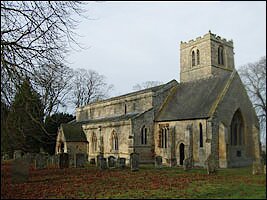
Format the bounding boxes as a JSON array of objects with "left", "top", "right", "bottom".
[
  {"left": 99, "top": 157, "right": 107, "bottom": 170},
  {"left": 205, "top": 154, "right": 217, "bottom": 175},
  {"left": 35, "top": 153, "right": 48, "bottom": 170},
  {"left": 76, "top": 153, "right": 86, "bottom": 168},
  {"left": 96, "top": 154, "right": 103, "bottom": 167},
  {"left": 90, "top": 158, "right": 96, "bottom": 165},
  {"left": 155, "top": 156, "right": 162, "bottom": 169},
  {"left": 59, "top": 153, "right": 69, "bottom": 169},
  {"left": 11, "top": 158, "right": 30, "bottom": 184},
  {"left": 130, "top": 153, "right": 139, "bottom": 172},
  {"left": 13, "top": 150, "right": 24, "bottom": 159},
  {"left": 183, "top": 157, "right": 190, "bottom": 171},
  {"left": 252, "top": 160, "right": 264, "bottom": 175},
  {"left": 117, "top": 158, "right": 126, "bottom": 168},
  {"left": 108, "top": 156, "right": 116, "bottom": 168}
]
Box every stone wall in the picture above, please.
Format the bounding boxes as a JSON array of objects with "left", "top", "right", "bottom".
[
  {"left": 76, "top": 92, "right": 154, "bottom": 122},
  {"left": 212, "top": 72, "right": 259, "bottom": 168},
  {"left": 180, "top": 32, "right": 234, "bottom": 83},
  {"left": 154, "top": 119, "right": 207, "bottom": 167},
  {"left": 83, "top": 120, "right": 132, "bottom": 164},
  {"left": 132, "top": 109, "right": 154, "bottom": 163}
]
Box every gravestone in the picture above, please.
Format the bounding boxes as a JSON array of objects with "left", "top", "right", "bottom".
[
  {"left": 183, "top": 157, "right": 190, "bottom": 171},
  {"left": 117, "top": 157, "right": 126, "bottom": 168},
  {"left": 155, "top": 156, "right": 162, "bottom": 168},
  {"left": 2, "top": 153, "right": 10, "bottom": 161},
  {"left": 96, "top": 154, "right": 103, "bottom": 167},
  {"left": 252, "top": 161, "right": 264, "bottom": 175},
  {"left": 69, "top": 154, "right": 75, "bottom": 168},
  {"left": 205, "top": 154, "right": 217, "bottom": 175},
  {"left": 99, "top": 157, "right": 107, "bottom": 170},
  {"left": 59, "top": 153, "right": 69, "bottom": 169},
  {"left": 11, "top": 158, "right": 30, "bottom": 183},
  {"left": 76, "top": 153, "right": 86, "bottom": 168},
  {"left": 13, "top": 150, "right": 24, "bottom": 159},
  {"left": 130, "top": 153, "right": 139, "bottom": 172},
  {"left": 89, "top": 158, "right": 96, "bottom": 165},
  {"left": 108, "top": 156, "right": 116, "bottom": 168},
  {"left": 35, "top": 153, "right": 48, "bottom": 169}
]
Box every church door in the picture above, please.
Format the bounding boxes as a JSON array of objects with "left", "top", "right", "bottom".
[{"left": 179, "top": 143, "right": 185, "bottom": 165}]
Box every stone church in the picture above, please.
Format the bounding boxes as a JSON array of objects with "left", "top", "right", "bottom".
[{"left": 56, "top": 31, "right": 261, "bottom": 168}]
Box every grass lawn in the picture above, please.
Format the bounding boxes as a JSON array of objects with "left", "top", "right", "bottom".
[{"left": 1, "top": 161, "right": 266, "bottom": 199}]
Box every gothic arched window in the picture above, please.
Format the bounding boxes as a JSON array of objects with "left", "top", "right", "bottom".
[
  {"left": 197, "top": 49, "right": 200, "bottom": 65},
  {"left": 230, "top": 110, "right": 243, "bottom": 146},
  {"left": 218, "top": 46, "right": 224, "bottom": 65},
  {"left": 91, "top": 132, "right": 97, "bottom": 152},
  {"left": 141, "top": 126, "right": 147, "bottom": 145},
  {"left": 192, "top": 50, "right": 196, "bottom": 66},
  {"left": 199, "top": 123, "right": 203, "bottom": 147},
  {"left": 111, "top": 131, "right": 118, "bottom": 151}
]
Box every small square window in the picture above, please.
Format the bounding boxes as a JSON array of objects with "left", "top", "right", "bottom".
[{"left": 236, "top": 150, "right": 241, "bottom": 157}]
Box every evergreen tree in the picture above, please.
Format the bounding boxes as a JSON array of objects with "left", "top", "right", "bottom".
[
  {"left": 43, "top": 113, "right": 75, "bottom": 155},
  {"left": 6, "top": 79, "right": 45, "bottom": 153}
]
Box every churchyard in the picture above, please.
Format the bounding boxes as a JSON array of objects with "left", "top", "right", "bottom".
[{"left": 1, "top": 156, "right": 266, "bottom": 199}]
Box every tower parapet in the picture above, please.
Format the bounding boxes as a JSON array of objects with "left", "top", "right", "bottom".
[{"left": 180, "top": 31, "right": 235, "bottom": 83}]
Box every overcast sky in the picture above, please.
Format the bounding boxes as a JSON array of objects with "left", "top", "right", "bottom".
[{"left": 67, "top": 1, "right": 266, "bottom": 98}]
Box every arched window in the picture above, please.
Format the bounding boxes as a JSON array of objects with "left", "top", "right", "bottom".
[
  {"left": 111, "top": 131, "right": 118, "bottom": 151},
  {"left": 199, "top": 123, "right": 203, "bottom": 147},
  {"left": 230, "top": 110, "right": 243, "bottom": 146},
  {"left": 124, "top": 104, "right": 127, "bottom": 114},
  {"left": 91, "top": 132, "right": 97, "bottom": 152},
  {"left": 164, "top": 128, "right": 168, "bottom": 148},
  {"left": 141, "top": 126, "right": 147, "bottom": 145},
  {"left": 197, "top": 49, "right": 200, "bottom": 65},
  {"left": 218, "top": 46, "right": 224, "bottom": 65},
  {"left": 192, "top": 50, "right": 196, "bottom": 66}
]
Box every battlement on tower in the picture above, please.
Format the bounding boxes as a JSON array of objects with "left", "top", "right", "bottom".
[{"left": 180, "top": 31, "right": 233, "bottom": 49}]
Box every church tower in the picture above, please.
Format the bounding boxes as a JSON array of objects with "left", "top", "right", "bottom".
[{"left": 180, "top": 31, "right": 235, "bottom": 82}]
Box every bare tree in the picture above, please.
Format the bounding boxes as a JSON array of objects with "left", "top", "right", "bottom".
[
  {"left": 31, "top": 63, "right": 74, "bottom": 117},
  {"left": 1, "top": 1, "right": 87, "bottom": 105},
  {"left": 239, "top": 56, "right": 266, "bottom": 144},
  {"left": 72, "top": 68, "right": 114, "bottom": 107},
  {"left": 132, "top": 81, "right": 163, "bottom": 91}
]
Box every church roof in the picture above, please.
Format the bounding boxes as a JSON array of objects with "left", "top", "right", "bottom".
[
  {"left": 155, "top": 72, "right": 232, "bottom": 121},
  {"left": 79, "top": 112, "right": 140, "bottom": 124},
  {"left": 61, "top": 123, "right": 88, "bottom": 142}
]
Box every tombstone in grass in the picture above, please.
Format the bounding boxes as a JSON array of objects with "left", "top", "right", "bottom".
[
  {"left": 205, "top": 154, "right": 217, "bottom": 175},
  {"left": 183, "top": 157, "right": 191, "bottom": 171},
  {"left": 108, "top": 156, "right": 116, "bottom": 168},
  {"left": 252, "top": 160, "right": 264, "bottom": 175},
  {"left": 130, "top": 153, "right": 139, "bottom": 172},
  {"left": 76, "top": 153, "right": 86, "bottom": 168},
  {"left": 99, "top": 157, "right": 107, "bottom": 170},
  {"left": 35, "top": 153, "right": 48, "bottom": 170},
  {"left": 59, "top": 153, "right": 69, "bottom": 169},
  {"left": 11, "top": 158, "right": 30, "bottom": 183},
  {"left": 2, "top": 153, "right": 10, "bottom": 161},
  {"left": 155, "top": 156, "right": 162, "bottom": 169},
  {"left": 89, "top": 158, "right": 96, "bottom": 165},
  {"left": 13, "top": 150, "right": 24, "bottom": 159},
  {"left": 96, "top": 154, "right": 103, "bottom": 167},
  {"left": 117, "top": 157, "right": 126, "bottom": 169}
]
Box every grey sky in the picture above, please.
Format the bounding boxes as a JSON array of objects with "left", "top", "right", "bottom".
[{"left": 67, "top": 1, "right": 266, "bottom": 98}]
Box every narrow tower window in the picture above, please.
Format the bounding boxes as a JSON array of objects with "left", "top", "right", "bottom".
[
  {"left": 141, "top": 126, "right": 147, "bottom": 145},
  {"left": 199, "top": 123, "right": 203, "bottom": 147},
  {"left": 197, "top": 49, "right": 200, "bottom": 65},
  {"left": 192, "top": 50, "right": 195, "bottom": 66},
  {"left": 218, "top": 46, "right": 224, "bottom": 65}
]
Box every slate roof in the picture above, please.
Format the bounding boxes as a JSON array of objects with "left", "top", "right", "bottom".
[
  {"left": 79, "top": 79, "right": 177, "bottom": 109},
  {"left": 61, "top": 123, "right": 88, "bottom": 142},
  {"left": 79, "top": 112, "right": 140, "bottom": 124},
  {"left": 155, "top": 72, "right": 232, "bottom": 121}
]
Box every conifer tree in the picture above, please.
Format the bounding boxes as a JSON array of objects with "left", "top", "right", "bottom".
[{"left": 7, "top": 79, "right": 45, "bottom": 153}]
